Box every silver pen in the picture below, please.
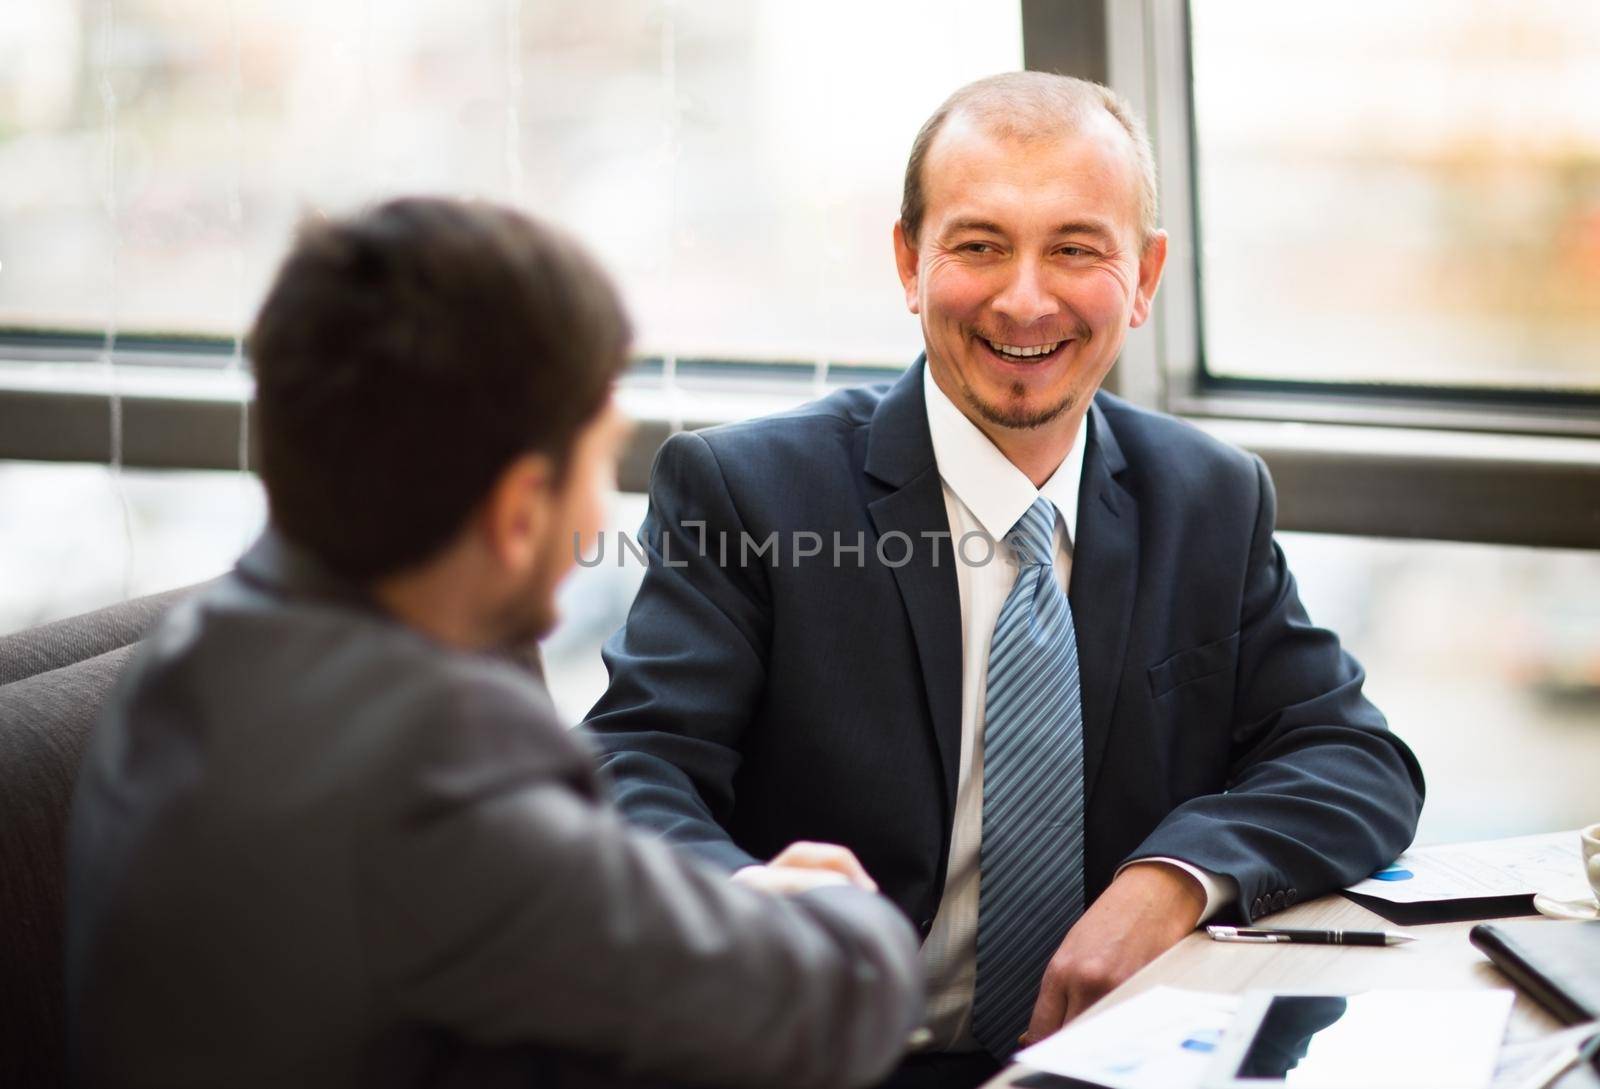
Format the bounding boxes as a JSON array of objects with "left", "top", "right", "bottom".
[{"left": 1207, "top": 925, "right": 1416, "bottom": 946}]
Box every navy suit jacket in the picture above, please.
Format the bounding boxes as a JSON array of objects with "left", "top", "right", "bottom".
[{"left": 584, "top": 360, "right": 1424, "bottom": 936}]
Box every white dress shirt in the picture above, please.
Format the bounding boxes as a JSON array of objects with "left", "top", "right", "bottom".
[{"left": 916, "top": 366, "right": 1235, "bottom": 1050}]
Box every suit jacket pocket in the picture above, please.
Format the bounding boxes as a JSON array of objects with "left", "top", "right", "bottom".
[{"left": 1147, "top": 631, "right": 1240, "bottom": 699}]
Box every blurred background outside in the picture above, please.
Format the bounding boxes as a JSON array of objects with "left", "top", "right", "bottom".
[
  {"left": 1, "top": 0, "right": 1597, "bottom": 850},
  {"left": 1193, "top": 0, "right": 1600, "bottom": 392}
]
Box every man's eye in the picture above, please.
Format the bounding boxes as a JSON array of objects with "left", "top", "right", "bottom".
[
  {"left": 1059, "top": 246, "right": 1092, "bottom": 258},
  {"left": 960, "top": 242, "right": 995, "bottom": 254}
]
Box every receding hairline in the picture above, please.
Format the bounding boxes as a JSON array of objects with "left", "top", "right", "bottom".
[{"left": 900, "top": 72, "right": 1160, "bottom": 245}]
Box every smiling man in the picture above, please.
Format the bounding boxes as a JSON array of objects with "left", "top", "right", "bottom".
[{"left": 585, "top": 73, "right": 1424, "bottom": 1089}]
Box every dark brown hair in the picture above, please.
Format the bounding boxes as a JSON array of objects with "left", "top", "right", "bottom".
[
  {"left": 248, "top": 197, "right": 631, "bottom": 581},
  {"left": 900, "top": 71, "right": 1158, "bottom": 245}
]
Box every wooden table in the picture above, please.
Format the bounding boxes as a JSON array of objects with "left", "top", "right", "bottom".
[{"left": 983, "top": 893, "right": 1595, "bottom": 1087}]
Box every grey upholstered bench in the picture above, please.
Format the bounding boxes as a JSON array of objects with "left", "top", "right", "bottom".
[{"left": 0, "top": 583, "right": 207, "bottom": 1088}]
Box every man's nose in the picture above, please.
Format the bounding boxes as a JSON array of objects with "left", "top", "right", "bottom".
[{"left": 989, "top": 257, "right": 1060, "bottom": 327}]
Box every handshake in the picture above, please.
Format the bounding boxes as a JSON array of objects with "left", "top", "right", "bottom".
[{"left": 732, "top": 841, "right": 880, "bottom": 896}]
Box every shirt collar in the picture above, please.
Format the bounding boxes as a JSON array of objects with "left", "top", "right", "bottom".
[
  {"left": 236, "top": 526, "right": 377, "bottom": 610},
  {"left": 922, "top": 363, "right": 1086, "bottom": 547}
]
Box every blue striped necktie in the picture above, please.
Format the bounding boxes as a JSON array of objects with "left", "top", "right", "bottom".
[{"left": 971, "top": 496, "right": 1086, "bottom": 1059}]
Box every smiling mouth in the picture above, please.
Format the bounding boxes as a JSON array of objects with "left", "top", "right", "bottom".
[{"left": 978, "top": 336, "right": 1070, "bottom": 363}]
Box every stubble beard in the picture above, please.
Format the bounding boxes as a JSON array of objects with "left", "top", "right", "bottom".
[{"left": 491, "top": 558, "right": 559, "bottom": 649}]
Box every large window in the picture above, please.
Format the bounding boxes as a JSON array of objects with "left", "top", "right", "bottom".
[
  {"left": 0, "top": 0, "right": 1021, "bottom": 365},
  {"left": 1188, "top": 1, "right": 1600, "bottom": 396}
]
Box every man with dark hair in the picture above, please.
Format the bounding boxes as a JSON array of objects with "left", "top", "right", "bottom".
[
  {"left": 66, "top": 197, "right": 922, "bottom": 1089},
  {"left": 585, "top": 73, "right": 1424, "bottom": 1089}
]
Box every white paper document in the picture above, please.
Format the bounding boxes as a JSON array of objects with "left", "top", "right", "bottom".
[
  {"left": 1014, "top": 986, "right": 1239, "bottom": 1089},
  {"left": 1345, "top": 830, "right": 1590, "bottom": 905}
]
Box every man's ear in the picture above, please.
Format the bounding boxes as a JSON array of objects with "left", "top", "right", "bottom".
[
  {"left": 481, "top": 452, "right": 555, "bottom": 574},
  {"left": 1129, "top": 228, "right": 1168, "bottom": 329},
  {"left": 892, "top": 220, "right": 921, "bottom": 315}
]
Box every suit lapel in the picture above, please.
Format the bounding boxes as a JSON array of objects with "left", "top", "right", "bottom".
[
  {"left": 864, "top": 360, "right": 964, "bottom": 818},
  {"left": 1070, "top": 400, "right": 1140, "bottom": 804}
]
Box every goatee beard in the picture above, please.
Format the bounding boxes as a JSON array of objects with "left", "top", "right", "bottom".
[{"left": 962, "top": 379, "right": 1077, "bottom": 431}]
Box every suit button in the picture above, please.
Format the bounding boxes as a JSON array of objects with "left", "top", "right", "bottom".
[
  {"left": 1251, "top": 897, "right": 1264, "bottom": 917},
  {"left": 918, "top": 918, "right": 934, "bottom": 936},
  {"left": 1286, "top": 888, "right": 1298, "bottom": 906},
  {"left": 1272, "top": 891, "right": 1287, "bottom": 911}
]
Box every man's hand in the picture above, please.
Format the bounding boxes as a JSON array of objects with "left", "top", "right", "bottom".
[
  {"left": 1020, "top": 862, "right": 1207, "bottom": 1047},
  {"left": 731, "top": 841, "right": 880, "bottom": 896}
]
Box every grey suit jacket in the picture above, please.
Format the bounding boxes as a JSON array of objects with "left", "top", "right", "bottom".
[{"left": 65, "top": 531, "right": 921, "bottom": 1089}]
